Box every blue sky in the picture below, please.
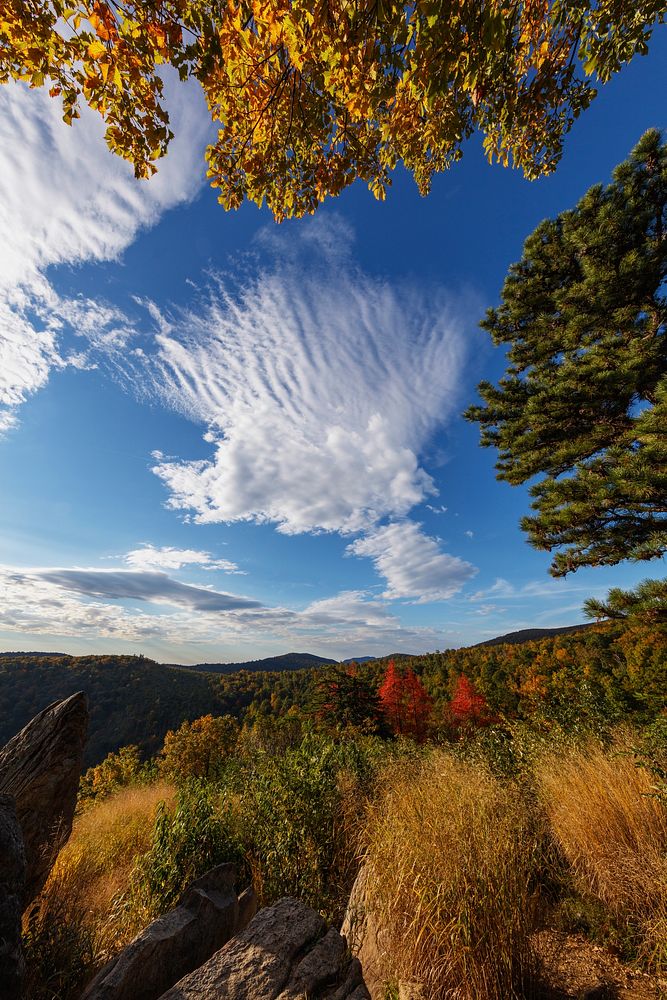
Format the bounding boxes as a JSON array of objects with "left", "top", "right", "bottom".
[{"left": 0, "top": 35, "right": 665, "bottom": 663}]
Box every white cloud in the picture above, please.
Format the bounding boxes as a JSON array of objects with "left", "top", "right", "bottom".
[
  {"left": 468, "top": 577, "right": 594, "bottom": 602},
  {"left": 145, "top": 232, "right": 469, "bottom": 538},
  {"left": 0, "top": 564, "right": 445, "bottom": 655},
  {"left": 348, "top": 521, "right": 477, "bottom": 602},
  {"left": 0, "top": 75, "right": 210, "bottom": 420},
  {"left": 0, "top": 408, "right": 19, "bottom": 436},
  {"left": 124, "top": 544, "right": 243, "bottom": 574},
  {"left": 127, "top": 226, "right": 478, "bottom": 602}
]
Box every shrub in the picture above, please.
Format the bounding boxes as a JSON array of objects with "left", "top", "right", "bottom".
[
  {"left": 78, "top": 745, "right": 151, "bottom": 808},
  {"left": 537, "top": 740, "right": 667, "bottom": 970},
  {"left": 361, "top": 750, "right": 544, "bottom": 1000},
  {"left": 126, "top": 780, "right": 245, "bottom": 923},
  {"left": 242, "top": 733, "right": 382, "bottom": 916}
]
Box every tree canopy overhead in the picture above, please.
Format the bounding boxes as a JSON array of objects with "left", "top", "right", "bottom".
[
  {"left": 466, "top": 129, "right": 667, "bottom": 577},
  {"left": 1, "top": 1, "right": 664, "bottom": 219}
]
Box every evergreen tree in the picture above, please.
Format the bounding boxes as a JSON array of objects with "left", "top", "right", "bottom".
[
  {"left": 466, "top": 130, "right": 667, "bottom": 576},
  {"left": 583, "top": 578, "right": 667, "bottom": 624},
  {"left": 310, "top": 665, "right": 383, "bottom": 733}
]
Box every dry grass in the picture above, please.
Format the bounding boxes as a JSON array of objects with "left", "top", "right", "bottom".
[
  {"left": 24, "top": 782, "right": 175, "bottom": 998},
  {"left": 536, "top": 741, "right": 667, "bottom": 971},
  {"left": 361, "top": 750, "right": 543, "bottom": 1000}
]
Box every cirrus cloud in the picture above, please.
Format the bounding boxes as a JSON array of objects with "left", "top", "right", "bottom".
[
  {"left": 133, "top": 224, "right": 479, "bottom": 602},
  {"left": 124, "top": 544, "right": 244, "bottom": 574},
  {"left": 0, "top": 74, "right": 210, "bottom": 430}
]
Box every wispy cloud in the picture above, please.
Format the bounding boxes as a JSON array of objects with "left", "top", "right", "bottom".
[
  {"left": 468, "top": 576, "right": 598, "bottom": 602},
  {"left": 348, "top": 521, "right": 476, "bottom": 601},
  {"left": 133, "top": 222, "right": 478, "bottom": 601},
  {"left": 0, "top": 563, "right": 446, "bottom": 656},
  {"left": 0, "top": 75, "right": 210, "bottom": 427},
  {"left": 12, "top": 568, "right": 261, "bottom": 613},
  {"left": 124, "top": 544, "right": 244, "bottom": 574}
]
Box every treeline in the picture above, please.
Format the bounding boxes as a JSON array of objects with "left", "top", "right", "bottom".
[{"left": 0, "top": 619, "right": 664, "bottom": 766}]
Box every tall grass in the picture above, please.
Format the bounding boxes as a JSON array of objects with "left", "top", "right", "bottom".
[
  {"left": 537, "top": 741, "right": 667, "bottom": 971},
  {"left": 24, "top": 783, "right": 175, "bottom": 999},
  {"left": 361, "top": 750, "right": 543, "bottom": 1000}
]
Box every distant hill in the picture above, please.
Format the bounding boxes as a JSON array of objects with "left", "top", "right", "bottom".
[
  {"left": 342, "top": 653, "right": 415, "bottom": 664},
  {"left": 170, "top": 652, "right": 337, "bottom": 674},
  {"left": 474, "top": 624, "right": 592, "bottom": 647},
  {"left": 0, "top": 651, "right": 67, "bottom": 658}
]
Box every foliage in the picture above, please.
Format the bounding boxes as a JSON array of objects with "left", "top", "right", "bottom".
[
  {"left": 584, "top": 577, "right": 667, "bottom": 624},
  {"left": 1, "top": 2, "right": 665, "bottom": 219},
  {"left": 448, "top": 673, "right": 497, "bottom": 728},
  {"left": 240, "top": 732, "right": 384, "bottom": 914},
  {"left": 310, "top": 664, "right": 384, "bottom": 733},
  {"left": 126, "top": 781, "right": 244, "bottom": 922},
  {"left": 378, "top": 659, "right": 432, "bottom": 741},
  {"left": 159, "top": 713, "right": 240, "bottom": 782},
  {"left": 78, "top": 744, "right": 149, "bottom": 808},
  {"left": 1, "top": 618, "right": 664, "bottom": 770},
  {"left": 466, "top": 130, "right": 667, "bottom": 576}
]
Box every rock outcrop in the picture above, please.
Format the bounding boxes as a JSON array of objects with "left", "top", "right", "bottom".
[
  {"left": 157, "top": 897, "right": 369, "bottom": 1000},
  {"left": 0, "top": 693, "right": 88, "bottom": 903},
  {"left": 341, "top": 865, "right": 387, "bottom": 1000},
  {"left": 82, "top": 865, "right": 258, "bottom": 1000},
  {"left": 0, "top": 795, "right": 26, "bottom": 1000}
]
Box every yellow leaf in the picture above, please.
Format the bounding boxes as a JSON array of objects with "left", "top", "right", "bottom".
[{"left": 87, "top": 40, "right": 106, "bottom": 60}]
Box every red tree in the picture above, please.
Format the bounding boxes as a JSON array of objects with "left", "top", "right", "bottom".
[
  {"left": 448, "top": 675, "right": 496, "bottom": 728},
  {"left": 379, "top": 661, "right": 432, "bottom": 741},
  {"left": 378, "top": 660, "right": 405, "bottom": 734}
]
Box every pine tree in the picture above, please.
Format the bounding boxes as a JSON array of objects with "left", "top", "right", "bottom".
[
  {"left": 583, "top": 578, "right": 667, "bottom": 624},
  {"left": 466, "top": 130, "right": 667, "bottom": 576},
  {"left": 310, "top": 665, "right": 383, "bottom": 733}
]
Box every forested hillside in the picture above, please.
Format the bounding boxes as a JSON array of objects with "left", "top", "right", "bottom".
[
  {"left": 169, "top": 651, "right": 336, "bottom": 674},
  {"left": 1, "top": 618, "right": 664, "bottom": 766}
]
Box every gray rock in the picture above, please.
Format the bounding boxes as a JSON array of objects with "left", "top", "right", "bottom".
[
  {"left": 237, "top": 884, "right": 259, "bottom": 932},
  {"left": 82, "top": 864, "right": 246, "bottom": 1000},
  {"left": 0, "top": 795, "right": 26, "bottom": 1000},
  {"left": 341, "top": 865, "right": 388, "bottom": 1000},
  {"left": 0, "top": 693, "right": 88, "bottom": 904},
  {"left": 158, "top": 897, "right": 369, "bottom": 1000}
]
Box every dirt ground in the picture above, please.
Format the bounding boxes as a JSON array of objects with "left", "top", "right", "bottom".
[{"left": 534, "top": 930, "right": 667, "bottom": 999}]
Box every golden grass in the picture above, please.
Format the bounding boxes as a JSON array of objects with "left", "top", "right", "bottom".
[
  {"left": 361, "top": 750, "right": 543, "bottom": 1000},
  {"left": 536, "top": 741, "right": 667, "bottom": 971},
  {"left": 28, "top": 782, "right": 176, "bottom": 971}
]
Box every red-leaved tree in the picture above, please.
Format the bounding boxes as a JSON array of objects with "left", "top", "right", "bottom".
[
  {"left": 448, "top": 674, "right": 496, "bottom": 729},
  {"left": 379, "top": 660, "right": 432, "bottom": 742}
]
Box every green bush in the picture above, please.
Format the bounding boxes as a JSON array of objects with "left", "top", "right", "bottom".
[
  {"left": 125, "top": 781, "right": 245, "bottom": 921},
  {"left": 240, "top": 732, "right": 386, "bottom": 915}
]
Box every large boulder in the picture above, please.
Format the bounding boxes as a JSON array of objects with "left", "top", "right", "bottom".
[
  {"left": 341, "top": 865, "right": 388, "bottom": 1000},
  {"left": 0, "top": 795, "right": 26, "bottom": 1000},
  {"left": 82, "top": 865, "right": 257, "bottom": 1000},
  {"left": 0, "top": 693, "right": 88, "bottom": 903},
  {"left": 157, "top": 897, "right": 369, "bottom": 1000}
]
